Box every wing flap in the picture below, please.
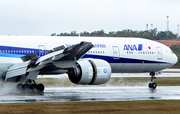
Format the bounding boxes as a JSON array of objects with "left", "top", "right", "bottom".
[{"left": 5, "top": 61, "right": 30, "bottom": 81}]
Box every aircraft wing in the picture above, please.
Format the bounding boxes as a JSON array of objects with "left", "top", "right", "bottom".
[{"left": 5, "top": 41, "right": 94, "bottom": 81}]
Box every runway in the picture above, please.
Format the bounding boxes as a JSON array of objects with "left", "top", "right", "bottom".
[
  {"left": 0, "top": 86, "right": 180, "bottom": 103},
  {"left": 1, "top": 70, "right": 180, "bottom": 103}
]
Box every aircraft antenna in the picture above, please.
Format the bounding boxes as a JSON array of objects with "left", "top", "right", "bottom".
[
  {"left": 151, "top": 24, "right": 153, "bottom": 30},
  {"left": 167, "top": 16, "right": 169, "bottom": 37},
  {"left": 178, "top": 24, "right": 179, "bottom": 38},
  {"left": 146, "top": 24, "right": 148, "bottom": 31}
]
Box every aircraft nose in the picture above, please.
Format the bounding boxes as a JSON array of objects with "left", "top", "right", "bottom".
[{"left": 172, "top": 54, "right": 178, "bottom": 66}]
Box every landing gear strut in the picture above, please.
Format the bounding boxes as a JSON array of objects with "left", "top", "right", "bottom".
[
  {"left": 148, "top": 72, "right": 157, "bottom": 89},
  {"left": 17, "top": 80, "right": 44, "bottom": 92}
]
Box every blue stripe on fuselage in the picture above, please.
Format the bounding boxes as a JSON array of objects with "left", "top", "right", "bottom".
[
  {"left": 0, "top": 45, "right": 40, "bottom": 58},
  {"left": 0, "top": 53, "right": 25, "bottom": 58}
]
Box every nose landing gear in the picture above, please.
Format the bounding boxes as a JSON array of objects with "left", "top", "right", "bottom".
[{"left": 148, "top": 72, "right": 157, "bottom": 89}]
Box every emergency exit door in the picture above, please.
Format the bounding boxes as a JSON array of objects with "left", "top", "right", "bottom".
[
  {"left": 156, "top": 47, "right": 163, "bottom": 60},
  {"left": 112, "top": 46, "right": 120, "bottom": 59},
  {"left": 38, "top": 45, "right": 46, "bottom": 56}
]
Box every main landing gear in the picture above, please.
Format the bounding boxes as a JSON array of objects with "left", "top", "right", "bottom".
[
  {"left": 148, "top": 72, "right": 157, "bottom": 89},
  {"left": 17, "top": 80, "right": 44, "bottom": 92}
]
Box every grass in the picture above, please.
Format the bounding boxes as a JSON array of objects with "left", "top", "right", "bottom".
[
  {"left": 0, "top": 100, "right": 180, "bottom": 114},
  {"left": 122, "top": 77, "right": 180, "bottom": 86}
]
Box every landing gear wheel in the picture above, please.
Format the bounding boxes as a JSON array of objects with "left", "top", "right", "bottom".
[
  {"left": 17, "top": 83, "right": 23, "bottom": 91},
  {"left": 148, "top": 82, "right": 157, "bottom": 89},
  {"left": 22, "top": 84, "right": 30, "bottom": 91},
  {"left": 30, "top": 84, "right": 37, "bottom": 92},
  {"left": 148, "top": 82, "right": 152, "bottom": 88},
  {"left": 36, "top": 83, "right": 44, "bottom": 92}
]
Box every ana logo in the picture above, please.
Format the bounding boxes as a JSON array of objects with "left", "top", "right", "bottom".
[
  {"left": 124, "top": 44, "right": 143, "bottom": 51},
  {"left": 103, "top": 68, "right": 107, "bottom": 74}
]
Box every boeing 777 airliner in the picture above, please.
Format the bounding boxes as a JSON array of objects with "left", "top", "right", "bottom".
[{"left": 0, "top": 36, "right": 177, "bottom": 92}]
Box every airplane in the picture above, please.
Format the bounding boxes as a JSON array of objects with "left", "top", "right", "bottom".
[{"left": 0, "top": 36, "right": 177, "bottom": 92}]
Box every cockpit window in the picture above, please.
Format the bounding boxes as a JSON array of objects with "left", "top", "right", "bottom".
[{"left": 170, "top": 49, "right": 174, "bottom": 54}]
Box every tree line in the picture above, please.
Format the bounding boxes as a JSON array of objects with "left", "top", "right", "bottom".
[{"left": 51, "top": 29, "right": 179, "bottom": 40}]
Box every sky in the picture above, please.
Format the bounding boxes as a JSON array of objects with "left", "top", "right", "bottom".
[{"left": 0, "top": 0, "right": 180, "bottom": 36}]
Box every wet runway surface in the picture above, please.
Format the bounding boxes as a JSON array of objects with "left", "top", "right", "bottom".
[{"left": 0, "top": 86, "right": 180, "bottom": 103}]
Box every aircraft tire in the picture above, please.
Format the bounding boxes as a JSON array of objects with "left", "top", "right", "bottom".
[
  {"left": 17, "top": 83, "right": 23, "bottom": 91},
  {"left": 36, "top": 83, "right": 44, "bottom": 92},
  {"left": 152, "top": 82, "right": 157, "bottom": 89},
  {"left": 148, "top": 82, "right": 157, "bottom": 89},
  {"left": 148, "top": 82, "right": 152, "bottom": 88},
  {"left": 22, "top": 84, "right": 30, "bottom": 91}
]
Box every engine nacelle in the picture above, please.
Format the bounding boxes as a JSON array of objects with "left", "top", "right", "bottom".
[{"left": 68, "top": 59, "right": 111, "bottom": 85}]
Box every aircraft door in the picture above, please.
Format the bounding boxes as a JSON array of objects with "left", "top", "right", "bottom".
[
  {"left": 112, "top": 46, "right": 120, "bottom": 59},
  {"left": 38, "top": 45, "right": 46, "bottom": 56},
  {"left": 156, "top": 47, "right": 163, "bottom": 60}
]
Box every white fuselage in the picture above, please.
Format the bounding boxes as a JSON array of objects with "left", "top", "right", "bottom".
[{"left": 0, "top": 36, "right": 177, "bottom": 76}]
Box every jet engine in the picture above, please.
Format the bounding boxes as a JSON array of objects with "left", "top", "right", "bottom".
[{"left": 68, "top": 59, "right": 111, "bottom": 85}]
